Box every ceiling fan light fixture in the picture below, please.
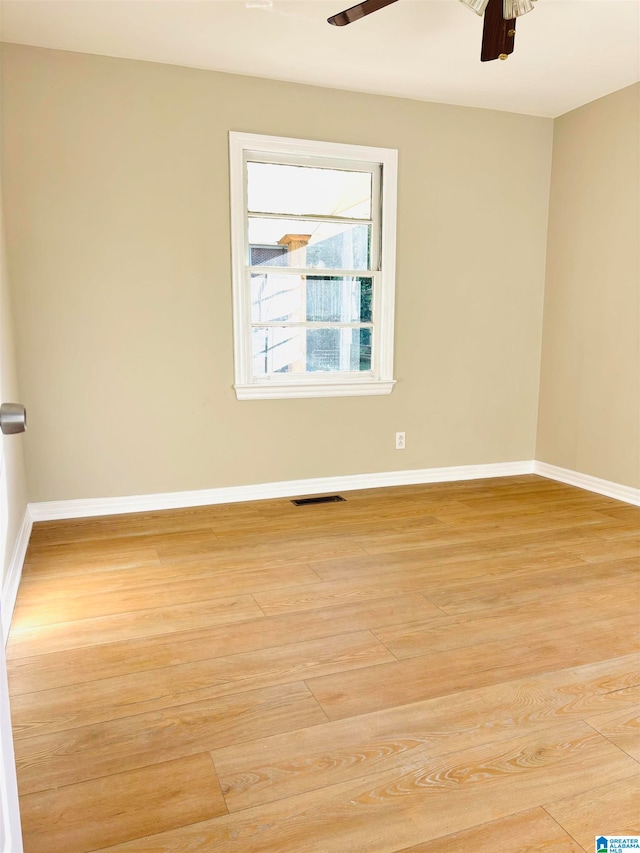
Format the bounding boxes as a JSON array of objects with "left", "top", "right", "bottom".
[
  {"left": 503, "top": 0, "right": 535, "bottom": 17},
  {"left": 458, "top": 0, "right": 490, "bottom": 17}
]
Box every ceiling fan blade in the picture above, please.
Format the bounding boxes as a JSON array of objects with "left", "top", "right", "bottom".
[
  {"left": 481, "top": 0, "right": 516, "bottom": 61},
  {"left": 328, "top": 0, "right": 400, "bottom": 27}
]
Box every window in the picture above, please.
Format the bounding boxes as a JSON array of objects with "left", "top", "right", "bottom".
[{"left": 229, "top": 132, "right": 398, "bottom": 399}]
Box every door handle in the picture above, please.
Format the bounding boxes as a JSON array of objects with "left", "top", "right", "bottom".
[{"left": 0, "top": 403, "right": 27, "bottom": 435}]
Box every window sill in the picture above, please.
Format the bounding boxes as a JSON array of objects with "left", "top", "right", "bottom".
[{"left": 234, "top": 379, "right": 396, "bottom": 400}]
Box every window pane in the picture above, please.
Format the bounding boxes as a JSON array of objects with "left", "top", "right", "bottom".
[
  {"left": 307, "top": 328, "right": 372, "bottom": 372},
  {"left": 247, "top": 162, "right": 372, "bottom": 219},
  {"left": 307, "top": 277, "right": 373, "bottom": 323},
  {"left": 248, "top": 219, "right": 371, "bottom": 270},
  {"left": 251, "top": 274, "right": 373, "bottom": 324},
  {"left": 251, "top": 273, "right": 304, "bottom": 324},
  {"left": 252, "top": 327, "right": 372, "bottom": 376}
]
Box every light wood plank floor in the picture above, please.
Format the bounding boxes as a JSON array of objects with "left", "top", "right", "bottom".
[{"left": 6, "top": 475, "right": 640, "bottom": 853}]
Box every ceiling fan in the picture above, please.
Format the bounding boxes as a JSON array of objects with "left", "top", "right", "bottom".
[{"left": 328, "top": 0, "right": 538, "bottom": 62}]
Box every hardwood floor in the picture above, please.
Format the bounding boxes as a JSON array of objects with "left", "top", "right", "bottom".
[{"left": 6, "top": 475, "right": 640, "bottom": 853}]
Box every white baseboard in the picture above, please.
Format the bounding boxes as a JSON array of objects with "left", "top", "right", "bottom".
[
  {"left": 1, "top": 508, "right": 32, "bottom": 647},
  {"left": 534, "top": 462, "right": 640, "bottom": 507},
  {"left": 23, "top": 457, "right": 639, "bottom": 535},
  {"left": 29, "top": 460, "right": 536, "bottom": 522}
]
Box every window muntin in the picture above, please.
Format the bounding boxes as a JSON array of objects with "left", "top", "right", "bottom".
[{"left": 229, "top": 133, "right": 397, "bottom": 399}]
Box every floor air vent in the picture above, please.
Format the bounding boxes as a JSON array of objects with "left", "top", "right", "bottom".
[{"left": 291, "top": 495, "right": 346, "bottom": 506}]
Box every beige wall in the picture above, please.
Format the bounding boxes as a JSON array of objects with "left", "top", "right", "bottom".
[
  {"left": 537, "top": 84, "right": 640, "bottom": 488},
  {"left": 0, "top": 185, "right": 28, "bottom": 591},
  {"left": 1, "top": 44, "right": 553, "bottom": 502}
]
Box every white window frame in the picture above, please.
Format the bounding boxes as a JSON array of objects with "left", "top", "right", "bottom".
[{"left": 229, "top": 132, "right": 397, "bottom": 400}]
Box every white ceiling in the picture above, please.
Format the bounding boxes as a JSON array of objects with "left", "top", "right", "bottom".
[{"left": 0, "top": 0, "right": 638, "bottom": 117}]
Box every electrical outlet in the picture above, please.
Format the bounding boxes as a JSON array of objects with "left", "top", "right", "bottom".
[{"left": 395, "top": 432, "right": 406, "bottom": 450}]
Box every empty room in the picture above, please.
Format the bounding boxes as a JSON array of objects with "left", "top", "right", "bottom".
[{"left": 0, "top": 1, "right": 638, "bottom": 851}]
